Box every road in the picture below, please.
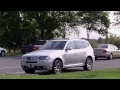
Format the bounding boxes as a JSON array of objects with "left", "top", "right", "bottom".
[{"left": 0, "top": 56, "right": 120, "bottom": 74}]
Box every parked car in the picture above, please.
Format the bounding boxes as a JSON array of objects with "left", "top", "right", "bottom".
[
  {"left": 21, "top": 39, "right": 95, "bottom": 74},
  {"left": 94, "top": 44, "right": 120, "bottom": 60},
  {"left": 0, "top": 47, "right": 7, "bottom": 56},
  {"left": 21, "top": 40, "right": 48, "bottom": 54}
]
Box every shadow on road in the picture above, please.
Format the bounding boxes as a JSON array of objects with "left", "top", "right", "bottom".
[
  {"left": 35, "top": 68, "right": 84, "bottom": 75},
  {"left": 95, "top": 58, "right": 108, "bottom": 61},
  {"left": 96, "top": 57, "right": 120, "bottom": 61}
]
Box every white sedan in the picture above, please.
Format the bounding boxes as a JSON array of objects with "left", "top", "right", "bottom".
[{"left": 0, "top": 47, "right": 7, "bottom": 56}]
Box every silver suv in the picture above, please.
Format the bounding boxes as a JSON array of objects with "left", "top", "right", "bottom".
[{"left": 21, "top": 39, "right": 95, "bottom": 74}]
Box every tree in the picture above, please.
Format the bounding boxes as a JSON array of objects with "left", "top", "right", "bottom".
[
  {"left": 19, "top": 11, "right": 39, "bottom": 44},
  {"left": 107, "top": 34, "right": 120, "bottom": 47},
  {"left": 114, "top": 11, "right": 120, "bottom": 26},
  {"left": 77, "top": 11, "right": 110, "bottom": 41},
  {"left": 0, "top": 11, "right": 111, "bottom": 53},
  {"left": 22, "top": 11, "right": 79, "bottom": 40},
  {"left": 0, "top": 11, "right": 80, "bottom": 52},
  {"left": 0, "top": 11, "right": 21, "bottom": 53}
]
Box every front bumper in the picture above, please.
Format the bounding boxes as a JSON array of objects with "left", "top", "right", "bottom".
[
  {"left": 95, "top": 53, "right": 110, "bottom": 58},
  {"left": 21, "top": 60, "right": 53, "bottom": 70}
]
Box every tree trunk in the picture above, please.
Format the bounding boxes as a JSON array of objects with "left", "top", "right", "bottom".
[
  {"left": 13, "top": 48, "right": 16, "bottom": 53},
  {"left": 8, "top": 48, "right": 11, "bottom": 53},
  {"left": 40, "top": 29, "right": 44, "bottom": 40},
  {"left": 87, "top": 30, "right": 90, "bottom": 41},
  {"left": 63, "top": 30, "right": 66, "bottom": 39},
  {"left": 105, "top": 35, "right": 108, "bottom": 44}
]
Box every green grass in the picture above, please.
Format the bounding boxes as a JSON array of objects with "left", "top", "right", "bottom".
[{"left": 1, "top": 69, "right": 120, "bottom": 79}]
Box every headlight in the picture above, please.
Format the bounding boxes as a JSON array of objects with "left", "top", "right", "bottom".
[{"left": 39, "top": 56, "right": 50, "bottom": 60}]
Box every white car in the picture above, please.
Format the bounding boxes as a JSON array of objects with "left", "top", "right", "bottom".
[
  {"left": 21, "top": 39, "right": 95, "bottom": 74},
  {"left": 0, "top": 47, "right": 7, "bottom": 56}
]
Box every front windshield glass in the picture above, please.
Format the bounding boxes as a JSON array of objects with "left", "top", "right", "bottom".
[{"left": 40, "top": 41, "right": 67, "bottom": 50}]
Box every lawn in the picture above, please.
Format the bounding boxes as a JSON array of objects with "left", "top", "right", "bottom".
[{"left": 0, "top": 69, "right": 120, "bottom": 79}]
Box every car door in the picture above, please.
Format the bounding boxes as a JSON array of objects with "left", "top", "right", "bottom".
[
  {"left": 113, "top": 45, "right": 120, "bottom": 57},
  {"left": 109, "top": 45, "right": 116, "bottom": 57},
  {"left": 110, "top": 45, "right": 118, "bottom": 57},
  {"left": 74, "top": 40, "right": 86, "bottom": 63},
  {"left": 64, "top": 41, "right": 77, "bottom": 65}
]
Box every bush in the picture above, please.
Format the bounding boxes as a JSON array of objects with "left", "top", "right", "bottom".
[
  {"left": 89, "top": 39, "right": 99, "bottom": 48},
  {"left": 107, "top": 35, "right": 120, "bottom": 48}
]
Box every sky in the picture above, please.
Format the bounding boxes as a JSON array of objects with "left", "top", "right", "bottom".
[{"left": 66, "top": 11, "right": 120, "bottom": 39}]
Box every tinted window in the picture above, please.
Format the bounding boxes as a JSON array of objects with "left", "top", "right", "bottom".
[
  {"left": 83, "top": 41, "right": 90, "bottom": 48},
  {"left": 40, "top": 41, "right": 66, "bottom": 50},
  {"left": 34, "top": 41, "right": 47, "bottom": 45},
  {"left": 66, "top": 41, "right": 75, "bottom": 49},
  {"left": 74, "top": 41, "right": 85, "bottom": 49},
  {"left": 98, "top": 45, "right": 108, "bottom": 48}
]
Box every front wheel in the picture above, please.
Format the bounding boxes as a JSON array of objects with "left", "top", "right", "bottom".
[
  {"left": 52, "top": 60, "right": 63, "bottom": 74},
  {"left": 107, "top": 54, "right": 113, "bottom": 60},
  {"left": 24, "top": 69, "right": 35, "bottom": 74},
  {"left": 1, "top": 51, "right": 5, "bottom": 56},
  {"left": 83, "top": 57, "right": 93, "bottom": 71}
]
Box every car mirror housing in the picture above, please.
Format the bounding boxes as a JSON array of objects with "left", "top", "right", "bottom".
[{"left": 65, "top": 47, "right": 72, "bottom": 51}]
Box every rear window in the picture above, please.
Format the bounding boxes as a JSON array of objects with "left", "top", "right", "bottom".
[
  {"left": 34, "top": 41, "right": 47, "bottom": 45},
  {"left": 98, "top": 45, "right": 108, "bottom": 48}
]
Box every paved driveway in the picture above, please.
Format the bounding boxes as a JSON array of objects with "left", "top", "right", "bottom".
[{"left": 0, "top": 56, "right": 120, "bottom": 74}]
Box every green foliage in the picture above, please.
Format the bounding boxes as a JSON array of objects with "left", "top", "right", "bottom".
[
  {"left": 0, "top": 11, "right": 21, "bottom": 50},
  {"left": 107, "top": 34, "right": 120, "bottom": 47},
  {"left": 0, "top": 11, "right": 110, "bottom": 53},
  {"left": 0, "top": 69, "right": 120, "bottom": 79},
  {"left": 77, "top": 11, "right": 110, "bottom": 40},
  {"left": 0, "top": 11, "right": 81, "bottom": 49},
  {"left": 114, "top": 11, "right": 120, "bottom": 26},
  {"left": 89, "top": 39, "right": 99, "bottom": 48}
]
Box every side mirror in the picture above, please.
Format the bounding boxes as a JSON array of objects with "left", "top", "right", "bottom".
[{"left": 65, "top": 47, "right": 72, "bottom": 51}]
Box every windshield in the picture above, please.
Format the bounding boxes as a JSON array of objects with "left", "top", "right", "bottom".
[
  {"left": 98, "top": 45, "right": 108, "bottom": 48},
  {"left": 34, "top": 41, "right": 46, "bottom": 45},
  {"left": 40, "top": 41, "right": 67, "bottom": 50}
]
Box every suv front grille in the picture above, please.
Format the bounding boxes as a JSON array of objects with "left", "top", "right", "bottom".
[
  {"left": 27, "top": 57, "right": 31, "bottom": 60},
  {"left": 32, "top": 56, "right": 38, "bottom": 60},
  {"left": 26, "top": 56, "right": 38, "bottom": 60}
]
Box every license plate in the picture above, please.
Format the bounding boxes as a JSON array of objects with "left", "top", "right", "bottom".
[{"left": 28, "top": 64, "right": 34, "bottom": 68}]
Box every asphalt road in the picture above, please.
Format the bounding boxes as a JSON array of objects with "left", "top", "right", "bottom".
[{"left": 0, "top": 56, "right": 120, "bottom": 74}]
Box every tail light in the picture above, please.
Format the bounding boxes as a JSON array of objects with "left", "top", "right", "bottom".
[
  {"left": 103, "top": 49, "right": 107, "bottom": 53},
  {"left": 32, "top": 45, "right": 36, "bottom": 51}
]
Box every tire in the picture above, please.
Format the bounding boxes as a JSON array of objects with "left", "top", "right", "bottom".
[
  {"left": 24, "top": 69, "right": 35, "bottom": 74},
  {"left": 107, "top": 54, "right": 113, "bottom": 60},
  {"left": 83, "top": 57, "right": 93, "bottom": 71},
  {"left": 0, "top": 51, "right": 5, "bottom": 56},
  {"left": 52, "top": 60, "right": 63, "bottom": 74}
]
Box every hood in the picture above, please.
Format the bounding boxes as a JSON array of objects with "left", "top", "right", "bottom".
[
  {"left": 0, "top": 47, "right": 6, "bottom": 51},
  {"left": 23, "top": 50, "right": 64, "bottom": 56}
]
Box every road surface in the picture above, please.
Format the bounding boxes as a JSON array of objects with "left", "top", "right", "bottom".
[{"left": 0, "top": 56, "right": 120, "bottom": 74}]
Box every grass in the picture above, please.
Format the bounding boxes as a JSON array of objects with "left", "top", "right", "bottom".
[{"left": 0, "top": 68, "right": 120, "bottom": 79}]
